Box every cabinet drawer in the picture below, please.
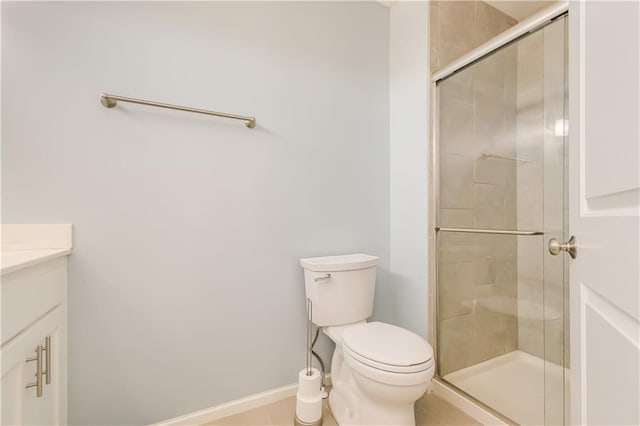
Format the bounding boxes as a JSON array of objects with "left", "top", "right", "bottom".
[{"left": 1, "top": 257, "right": 66, "bottom": 345}]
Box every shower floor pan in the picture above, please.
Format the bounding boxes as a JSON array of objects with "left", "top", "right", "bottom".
[{"left": 443, "top": 350, "right": 567, "bottom": 425}]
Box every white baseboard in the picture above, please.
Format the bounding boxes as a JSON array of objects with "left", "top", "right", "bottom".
[
  {"left": 431, "top": 379, "right": 507, "bottom": 426},
  {"left": 152, "top": 383, "right": 297, "bottom": 426},
  {"left": 152, "top": 374, "right": 331, "bottom": 426}
]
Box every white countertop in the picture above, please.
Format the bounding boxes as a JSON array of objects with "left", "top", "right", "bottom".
[
  {"left": 1, "top": 248, "right": 72, "bottom": 275},
  {"left": 1, "top": 224, "right": 73, "bottom": 275}
]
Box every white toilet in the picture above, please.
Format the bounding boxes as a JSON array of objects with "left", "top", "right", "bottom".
[{"left": 300, "top": 254, "right": 434, "bottom": 426}]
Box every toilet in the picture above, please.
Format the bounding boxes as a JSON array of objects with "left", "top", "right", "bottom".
[{"left": 300, "top": 254, "right": 434, "bottom": 426}]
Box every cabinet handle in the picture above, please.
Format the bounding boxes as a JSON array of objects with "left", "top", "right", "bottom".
[
  {"left": 43, "top": 336, "right": 51, "bottom": 385},
  {"left": 26, "top": 345, "right": 43, "bottom": 398}
]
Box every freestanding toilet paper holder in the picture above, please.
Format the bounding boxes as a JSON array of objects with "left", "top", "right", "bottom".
[{"left": 294, "top": 299, "right": 325, "bottom": 426}]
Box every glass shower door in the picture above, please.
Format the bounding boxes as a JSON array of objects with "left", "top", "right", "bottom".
[{"left": 435, "top": 15, "right": 568, "bottom": 425}]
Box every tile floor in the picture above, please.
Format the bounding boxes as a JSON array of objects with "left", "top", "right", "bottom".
[{"left": 204, "top": 392, "right": 480, "bottom": 426}]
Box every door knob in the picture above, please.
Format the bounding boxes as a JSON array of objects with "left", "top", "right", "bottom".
[{"left": 548, "top": 235, "right": 577, "bottom": 259}]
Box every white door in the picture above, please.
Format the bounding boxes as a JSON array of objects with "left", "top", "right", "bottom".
[{"left": 569, "top": 2, "right": 640, "bottom": 425}]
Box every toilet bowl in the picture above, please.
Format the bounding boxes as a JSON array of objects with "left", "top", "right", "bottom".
[
  {"left": 324, "top": 321, "right": 434, "bottom": 425},
  {"left": 300, "top": 254, "right": 434, "bottom": 426}
]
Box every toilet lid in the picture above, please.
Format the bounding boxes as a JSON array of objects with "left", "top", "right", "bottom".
[{"left": 341, "top": 322, "right": 433, "bottom": 373}]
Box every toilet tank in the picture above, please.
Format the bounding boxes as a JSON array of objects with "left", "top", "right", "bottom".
[{"left": 300, "top": 254, "right": 378, "bottom": 327}]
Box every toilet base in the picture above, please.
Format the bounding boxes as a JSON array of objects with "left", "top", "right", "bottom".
[
  {"left": 329, "top": 382, "right": 419, "bottom": 426},
  {"left": 293, "top": 415, "right": 323, "bottom": 426},
  {"left": 327, "top": 343, "right": 431, "bottom": 426}
]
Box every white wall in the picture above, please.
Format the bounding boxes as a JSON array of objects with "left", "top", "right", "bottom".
[
  {"left": 1, "top": 2, "right": 390, "bottom": 424},
  {"left": 389, "top": 2, "right": 429, "bottom": 337}
]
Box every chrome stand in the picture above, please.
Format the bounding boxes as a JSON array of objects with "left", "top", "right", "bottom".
[{"left": 294, "top": 299, "right": 323, "bottom": 426}]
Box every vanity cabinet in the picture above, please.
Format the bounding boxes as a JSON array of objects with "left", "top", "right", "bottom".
[{"left": 1, "top": 256, "right": 68, "bottom": 425}]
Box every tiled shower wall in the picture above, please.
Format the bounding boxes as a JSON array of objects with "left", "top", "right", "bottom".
[
  {"left": 431, "top": 1, "right": 519, "bottom": 375},
  {"left": 430, "top": 1, "right": 517, "bottom": 74}
]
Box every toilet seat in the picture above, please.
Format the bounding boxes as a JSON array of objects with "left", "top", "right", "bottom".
[
  {"left": 344, "top": 352, "right": 433, "bottom": 387},
  {"left": 341, "top": 322, "right": 433, "bottom": 374}
]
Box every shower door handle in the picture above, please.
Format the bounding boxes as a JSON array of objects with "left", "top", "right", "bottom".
[{"left": 548, "top": 236, "right": 577, "bottom": 259}]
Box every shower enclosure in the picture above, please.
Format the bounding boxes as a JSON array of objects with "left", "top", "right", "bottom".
[{"left": 434, "top": 13, "right": 568, "bottom": 426}]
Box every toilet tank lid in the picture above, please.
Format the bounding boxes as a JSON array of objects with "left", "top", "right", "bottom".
[{"left": 300, "top": 254, "right": 378, "bottom": 272}]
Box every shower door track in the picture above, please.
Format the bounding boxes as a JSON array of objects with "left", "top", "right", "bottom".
[
  {"left": 435, "top": 227, "right": 543, "bottom": 236},
  {"left": 433, "top": 377, "right": 518, "bottom": 426}
]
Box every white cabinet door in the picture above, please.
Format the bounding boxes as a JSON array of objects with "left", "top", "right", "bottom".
[
  {"left": 569, "top": 1, "right": 640, "bottom": 424},
  {"left": 1, "top": 307, "right": 66, "bottom": 426}
]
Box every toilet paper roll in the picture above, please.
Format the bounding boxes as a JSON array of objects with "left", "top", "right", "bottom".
[
  {"left": 297, "top": 368, "right": 322, "bottom": 399},
  {"left": 295, "top": 394, "right": 323, "bottom": 423}
]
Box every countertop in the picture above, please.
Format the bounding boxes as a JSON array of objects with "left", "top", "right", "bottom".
[
  {"left": 1, "top": 248, "right": 72, "bottom": 275},
  {"left": 1, "top": 224, "right": 73, "bottom": 275}
]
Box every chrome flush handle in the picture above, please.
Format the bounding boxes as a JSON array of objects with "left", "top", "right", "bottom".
[
  {"left": 548, "top": 236, "right": 577, "bottom": 259},
  {"left": 314, "top": 274, "right": 331, "bottom": 282}
]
